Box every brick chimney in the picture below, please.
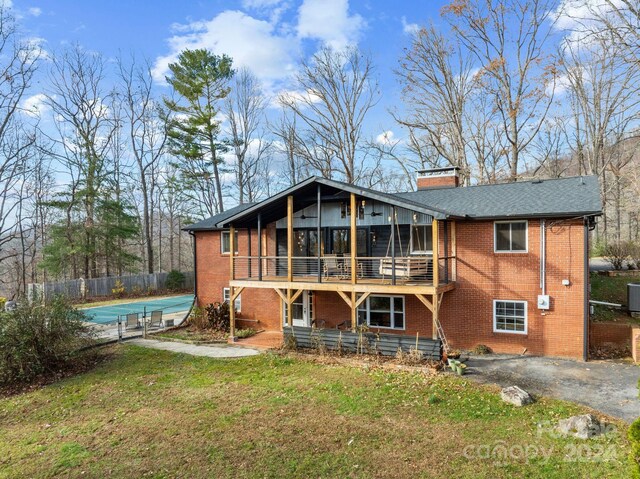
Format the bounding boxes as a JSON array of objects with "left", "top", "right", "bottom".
[{"left": 416, "top": 167, "right": 460, "bottom": 190}]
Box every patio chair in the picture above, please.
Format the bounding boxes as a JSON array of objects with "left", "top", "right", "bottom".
[
  {"left": 125, "top": 312, "right": 140, "bottom": 330},
  {"left": 323, "top": 254, "right": 344, "bottom": 279},
  {"left": 149, "top": 310, "right": 163, "bottom": 329}
]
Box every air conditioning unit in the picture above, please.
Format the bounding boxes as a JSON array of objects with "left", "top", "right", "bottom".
[{"left": 628, "top": 283, "right": 640, "bottom": 313}]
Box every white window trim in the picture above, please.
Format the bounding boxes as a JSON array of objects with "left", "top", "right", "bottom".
[
  {"left": 410, "top": 224, "right": 433, "bottom": 255},
  {"left": 220, "top": 230, "right": 238, "bottom": 255},
  {"left": 223, "top": 287, "right": 241, "bottom": 312},
  {"left": 493, "top": 299, "right": 527, "bottom": 335},
  {"left": 357, "top": 294, "right": 405, "bottom": 330},
  {"left": 494, "top": 220, "right": 528, "bottom": 253}
]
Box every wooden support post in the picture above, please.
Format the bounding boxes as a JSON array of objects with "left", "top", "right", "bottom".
[
  {"left": 257, "top": 213, "right": 262, "bottom": 281},
  {"left": 351, "top": 290, "right": 357, "bottom": 331},
  {"left": 317, "top": 184, "right": 322, "bottom": 283},
  {"left": 287, "top": 195, "right": 293, "bottom": 282},
  {"left": 432, "top": 219, "right": 439, "bottom": 287},
  {"left": 286, "top": 289, "right": 292, "bottom": 327},
  {"left": 229, "top": 285, "right": 236, "bottom": 340},
  {"left": 451, "top": 220, "right": 457, "bottom": 281},
  {"left": 350, "top": 193, "right": 357, "bottom": 285},
  {"left": 443, "top": 221, "right": 448, "bottom": 282},
  {"left": 229, "top": 225, "right": 235, "bottom": 280},
  {"left": 431, "top": 292, "right": 438, "bottom": 340},
  {"left": 391, "top": 206, "right": 396, "bottom": 285}
]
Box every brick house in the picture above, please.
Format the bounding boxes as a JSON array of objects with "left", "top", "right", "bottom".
[{"left": 184, "top": 168, "right": 601, "bottom": 360}]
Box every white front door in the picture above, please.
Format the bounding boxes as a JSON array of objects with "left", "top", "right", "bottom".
[{"left": 283, "top": 291, "right": 313, "bottom": 327}]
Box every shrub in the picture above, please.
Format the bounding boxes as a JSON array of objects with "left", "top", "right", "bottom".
[
  {"left": 112, "top": 280, "right": 126, "bottom": 298},
  {"left": 165, "top": 270, "right": 186, "bottom": 291},
  {"left": 629, "top": 242, "right": 640, "bottom": 270},
  {"left": 236, "top": 328, "right": 257, "bottom": 339},
  {"left": 602, "top": 242, "right": 630, "bottom": 270},
  {"left": 0, "top": 297, "right": 6, "bottom": 310},
  {"left": 472, "top": 344, "right": 493, "bottom": 355},
  {"left": 0, "top": 297, "right": 96, "bottom": 385}
]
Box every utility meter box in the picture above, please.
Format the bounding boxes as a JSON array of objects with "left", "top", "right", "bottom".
[{"left": 537, "top": 295, "right": 550, "bottom": 310}]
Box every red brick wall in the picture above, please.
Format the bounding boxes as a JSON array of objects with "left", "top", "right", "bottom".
[
  {"left": 194, "top": 217, "right": 588, "bottom": 359},
  {"left": 439, "top": 218, "right": 586, "bottom": 358},
  {"left": 417, "top": 175, "right": 459, "bottom": 189},
  {"left": 589, "top": 322, "right": 631, "bottom": 348},
  {"left": 195, "top": 229, "right": 281, "bottom": 331}
]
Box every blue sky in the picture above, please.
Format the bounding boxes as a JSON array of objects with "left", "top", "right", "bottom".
[{"left": 11, "top": 0, "right": 451, "bottom": 142}]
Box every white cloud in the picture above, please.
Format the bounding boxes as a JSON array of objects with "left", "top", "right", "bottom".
[
  {"left": 401, "top": 16, "right": 419, "bottom": 35},
  {"left": 276, "top": 88, "right": 322, "bottom": 107},
  {"left": 296, "top": 0, "right": 365, "bottom": 49},
  {"left": 152, "top": 10, "right": 298, "bottom": 89},
  {"left": 21, "top": 93, "right": 48, "bottom": 117},
  {"left": 242, "top": 0, "right": 284, "bottom": 9},
  {"left": 546, "top": 72, "right": 572, "bottom": 97},
  {"left": 28, "top": 6, "right": 41, "bottom": 16},
  {"left": 376, "top": 130, "right": 396, "bottom": 146},
  {"left": 0, "top": 0, "right": 13, "bottom": 8},
  {"left": 553, "top": 0, "right": 625, "bottom": 44}
]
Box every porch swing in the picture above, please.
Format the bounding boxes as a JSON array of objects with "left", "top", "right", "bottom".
[{"left": 379, "top": 213, "right": 431, "bottom": 280}]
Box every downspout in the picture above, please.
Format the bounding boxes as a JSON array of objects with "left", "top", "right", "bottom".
[
  {"left": 540, "top": 219, "right": 546, "bottom": 296},
  {"left": 583, "top": 217, "right": 589, "bottom": 361}
]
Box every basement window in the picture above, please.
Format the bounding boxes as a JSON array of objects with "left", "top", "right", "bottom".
[
  {"left": 357, "top": 295, "right": 404, "bottom": 330},
  {"left": 494, "top": 220, "right": 528, "bottom": 252},
  {"left": 223, "top": 287, "right": 241, "bottom": 313},
  {"left": 493, "top": 300, "right": 527, "bottom": 334}
]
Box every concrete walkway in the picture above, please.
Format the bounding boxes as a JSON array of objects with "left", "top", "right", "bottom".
[
  {"left": 127, "top": 338, "right": 260, "bottom": 358},
  {"left": 465, "top": 354, "right": 640, "bottom": 423}
]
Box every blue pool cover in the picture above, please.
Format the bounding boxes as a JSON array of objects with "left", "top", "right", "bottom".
[{"left": 81, "top": 294, "right": 194, "bottom": 325}]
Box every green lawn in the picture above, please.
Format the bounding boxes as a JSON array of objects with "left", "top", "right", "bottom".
[
  {"left": 591, "top": 272, "right": 640, "bottom": 322},
  {"left": 0, "top": 346, "right": 631, "bottom": 478}
]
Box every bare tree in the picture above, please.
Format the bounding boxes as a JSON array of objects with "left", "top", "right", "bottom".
[
  {"left": 118, "top": 55, "right": 167, "bottom": 273},
  {"left": 395, "top": 25, "right": 476, "bottom": 185},
  {"left": 270, "top": 108, "right": 308, "bottom": 187},
  {"left": 561, "top": 31, "right": 640, "bottom": 241},
  {"left": 225, "top": 68, "right": 270, "bottom": 204},
  {"left": 279, "top": 47, "right": 380, "bottom": 184},
  {"left": 0, "top": 8, "right": 40, "bottom": 285},
  {"left": 443, "top": 0, "right": 557, "bottom": 180}
]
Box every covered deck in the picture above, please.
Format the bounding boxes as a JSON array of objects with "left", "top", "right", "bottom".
[{"left": 219, "top": 177, "right": 458, "bottom": 344}]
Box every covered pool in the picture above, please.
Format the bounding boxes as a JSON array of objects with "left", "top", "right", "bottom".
[{"left": 81, "top": 294, "right": 194, "bottom": 325}]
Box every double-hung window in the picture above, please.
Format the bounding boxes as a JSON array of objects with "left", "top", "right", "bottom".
[
  {"left": 494, "top": 220, "right": 527, "bottom": 252},
  {"left": 221, "top": 230, "right": 238, "bottom": 254},
  {"left": 357, "top": 295, "right": 404, "bottom": 330},
  {"left": 493, "top": 300, "right": 527, "bottom": 334},
  {"left": 223, "top": 287, "right": 241, "bottom": 312}
]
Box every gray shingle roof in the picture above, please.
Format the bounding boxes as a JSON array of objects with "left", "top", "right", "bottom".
[
  {"left": 184, "top": 175, "right": 602, "bottom": 231},
  {"left": 182, "top": 203, "right": 256, "bottom": 231},
  {"left": 395, "top": 176, "right": 602, "bottom": 219}
]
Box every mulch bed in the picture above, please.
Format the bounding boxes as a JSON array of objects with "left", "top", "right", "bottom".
[{"left": 589, "top": 344, "right": 632, "bottom": 360}]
